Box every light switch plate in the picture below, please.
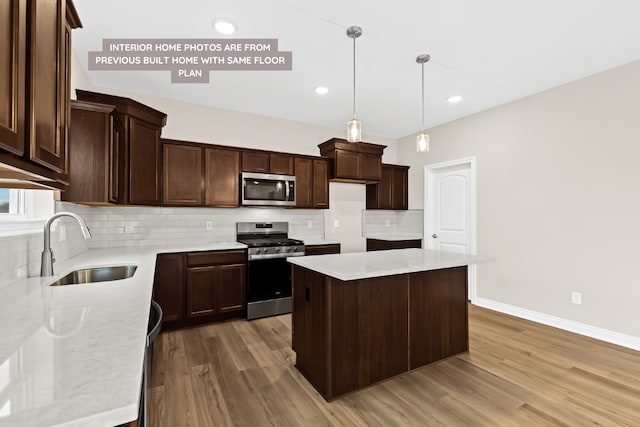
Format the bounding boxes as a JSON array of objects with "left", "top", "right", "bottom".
[
  {"left": 334, "top": 219, "right": 340, "bottom": 228},
  {"left": 206, "top": 221, "right": 214, "bottom": 231},
  {"left": 307, "top": 220, "right": 313, "bottom": 229}
]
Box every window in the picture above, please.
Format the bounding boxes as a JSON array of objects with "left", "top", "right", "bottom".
[
  {"left": 0, "top": 189, "right": 25, "bottom": 216},
  {"left": 0, "top": 189, "right": 54, "bottom": 235}
]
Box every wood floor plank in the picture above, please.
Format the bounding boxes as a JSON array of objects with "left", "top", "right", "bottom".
[{"left": 150, "top": 305, "right": 640, "bottom": 426}]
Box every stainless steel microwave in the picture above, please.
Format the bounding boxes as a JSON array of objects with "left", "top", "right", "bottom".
[{"left": 241, "top": 172, "right": 296, "bottom": 207}]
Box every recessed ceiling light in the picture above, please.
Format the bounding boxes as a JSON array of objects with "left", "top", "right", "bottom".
[
  {"left": 212, "top": 18, "right": 236, "bottom": 35},
  {"left": 314, "top": 86, "right": 329, "bottom": 95},
  {"left": 448, "top": 95, "right": 463, "bottom": 104}
]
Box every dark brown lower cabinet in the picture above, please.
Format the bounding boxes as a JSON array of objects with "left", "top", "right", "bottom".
[
  {"left": 153, "top": 253, "right": 185, "bottom": 323},
  {"left": 292, "top": 265, "right": 468, "bottom": 401},
  {"left": 304, "top": 244, "right": 341, "bottom": 256},
  {"left": 187, "top": 266, "right": 217, "bottom": 317},
  {"left": 153, "top": 250, "right": 246, "bottom": 330},
  {"left": 366, "top": 238, "right": 422, "bottom": 251}
]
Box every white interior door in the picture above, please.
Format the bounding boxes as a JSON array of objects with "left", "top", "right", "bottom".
[
  {"left": 428, "top": 167, "right": 470, "bottom": 253},
  {"left": 425, "top": 158, "right": 476, "bottom": 300}
]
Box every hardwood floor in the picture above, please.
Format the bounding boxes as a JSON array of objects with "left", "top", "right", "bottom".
[{"left": 149, "top": 305, "right": 640, "bottom": 426}]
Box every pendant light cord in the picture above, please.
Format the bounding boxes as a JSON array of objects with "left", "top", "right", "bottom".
[
  {"left": 352, "top": 35, "right": 356, "bottom": 120},
  {"left": 421, "top": 62, "right": 425, "bottom": 132}
]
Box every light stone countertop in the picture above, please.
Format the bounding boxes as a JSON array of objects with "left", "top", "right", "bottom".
[
  {"left": 288, "top": 248, "right": 493, "bottom": 281},
  {"left": 0, "top": 242, "right": 245, "bottom": 427},
  {"left": 295, "top": 237, "right": 342, "bottom": 246}
]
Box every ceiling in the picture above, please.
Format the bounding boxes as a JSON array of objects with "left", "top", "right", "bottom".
[{"left": 72, "top": 0, "right": 640, "bottom": 139}]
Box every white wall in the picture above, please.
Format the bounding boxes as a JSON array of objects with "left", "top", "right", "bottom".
[{"left": 397, "top": 60, "right": 640, "bottom": 338}]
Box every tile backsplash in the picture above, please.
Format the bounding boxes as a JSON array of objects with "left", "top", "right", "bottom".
[
  {"left": 57, "top": 202, "right": 325, "bottom": 248},
  {"left": 362, "top": 209, "right": 423, "bottom": 237},
  {"left": 0, "top": 202, "right": 325, "bottom": 286}
]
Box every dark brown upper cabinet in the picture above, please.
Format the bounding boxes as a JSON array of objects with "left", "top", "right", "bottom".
[
  {"left": 295, "top": 157, "right": 329, "bottom": 209},
  {"left": 318, "top": 138, "right": 385, "bottom": 183},
  {"left": 0, "top": 0, "right": 81, "bottom": 186},
  {"left": 162, "top": 141, "right": 203, "bottom": 206},
  {"left": 0, "top": 0, "right": 26, "bottom": 156},
  {"left": 205, "top": 147, "right": 241, "bottom": 207},
  {"left": 241, "top": 151, "right": 268, "bottom": 173},
  {"left": 242, "top": 151, "right": 294, "bottom": 175},
  {"left": 269, "top": 154, "right": 294, "bottom": 175},
  {"left": 366, "top": 164, "right": 409, "bottom": 210},
  {"left": 160, "top": 139, "right": 241, "bottom": 208},
  {"left": 62, "top": 100, "right": 123, "bottom": 204},
  {"left": 75, "top": 90, "right": 167, "bottom": 205}
]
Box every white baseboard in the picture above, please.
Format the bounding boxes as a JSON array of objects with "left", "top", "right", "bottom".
[{"left": 473, "top": 297, "right": 640, "bottom": 351}]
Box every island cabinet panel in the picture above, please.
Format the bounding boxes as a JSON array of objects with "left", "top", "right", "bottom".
[
  {"left": 329, "top": 274, "right": 408, "bottom": 398},
  {"left": 292, "top": 266, "right": 327, "bottom": 394},
  {"left": 162, "top": 142, "right": 203, "bottom": 206},
  {"left": 204, "top": 147, "right": 240, "bottom": 207},
  {"left": 292, "top": 263, "right": 469, "bottom": 401},
  {"left": 409, "top": 266, "right": 468, "bottom": 369}
]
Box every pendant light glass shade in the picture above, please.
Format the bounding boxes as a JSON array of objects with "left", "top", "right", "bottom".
[
  {"left": 347, "top": 119, "right": 361, "bottom": 142},
  {"left": 417, "top": 132, "right": 430, "bottom": 152},
  {"left": 416, "top": 54, "right": 430, "bottom": 152},
  {"left": 346, "top": 26, "right": 362, "bottom": 142}
]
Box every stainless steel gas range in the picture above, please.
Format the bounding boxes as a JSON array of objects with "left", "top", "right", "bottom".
[{"left": 236, "top": 221, "right": 305, "bottom": 320}]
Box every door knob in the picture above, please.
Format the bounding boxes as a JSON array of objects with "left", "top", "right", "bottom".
[{"left": 432, "top": 234, "right": 438, "bottom": 239}]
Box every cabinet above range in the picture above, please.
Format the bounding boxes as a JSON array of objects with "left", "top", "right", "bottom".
[{"left": 161, "top": 138, "right": 329, "bottom": 209}]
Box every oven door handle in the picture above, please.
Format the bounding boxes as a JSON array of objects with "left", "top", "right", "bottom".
[{"left": 249, "top": 252, "right": 305, "bottom": 261}]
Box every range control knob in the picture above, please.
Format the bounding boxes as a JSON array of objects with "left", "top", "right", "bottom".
[
  {"left": 274, "top": 247, "right": 281, "bottom": 253},
  {"left": 255, "top": 248, "right": 262, "bottom": 255},
  {"left": 287, "top": 247, "right": 293, "bottom": 252}
]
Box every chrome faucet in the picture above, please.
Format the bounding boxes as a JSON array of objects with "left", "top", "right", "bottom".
[{"left": 41, "top": 212, "right": 92, "bottom": 277}]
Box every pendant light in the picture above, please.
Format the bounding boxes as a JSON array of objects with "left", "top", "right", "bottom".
[
  {"left": 346, "top": 26, "right": 362, "bottom": 142},
  {"left": 416, "top": 54, "right": 430, "bottom": 152}
]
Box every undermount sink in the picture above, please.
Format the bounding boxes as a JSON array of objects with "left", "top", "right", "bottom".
[{"left": 50, "top": 265, "right": 137, "bottom": 286}]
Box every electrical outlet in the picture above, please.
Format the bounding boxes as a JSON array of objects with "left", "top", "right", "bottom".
[
  {"left": 571, "top": 291, "right": 582, "bottom": 305},
  {"left": 124, "top": 222, "right": 135, "bottom": 233},
  {"left": 58, "top": 224, "right": 66, "bottom": 242},
  {"left": 334, "top": 219, "right": 340, "bottom": 228},
  {"left": 307, "top": 220, "right": 313, "bottom": 229},
  {"left": 385, "top": 220, "right": 390, "bottom": 227},
  {"left": 206, "top": 221, "right": 214, "bottom": 231}
]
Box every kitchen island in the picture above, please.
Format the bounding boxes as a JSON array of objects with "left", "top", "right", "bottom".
[{"left": 288, "top": 248, "right": 491, "bottom": 400}]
